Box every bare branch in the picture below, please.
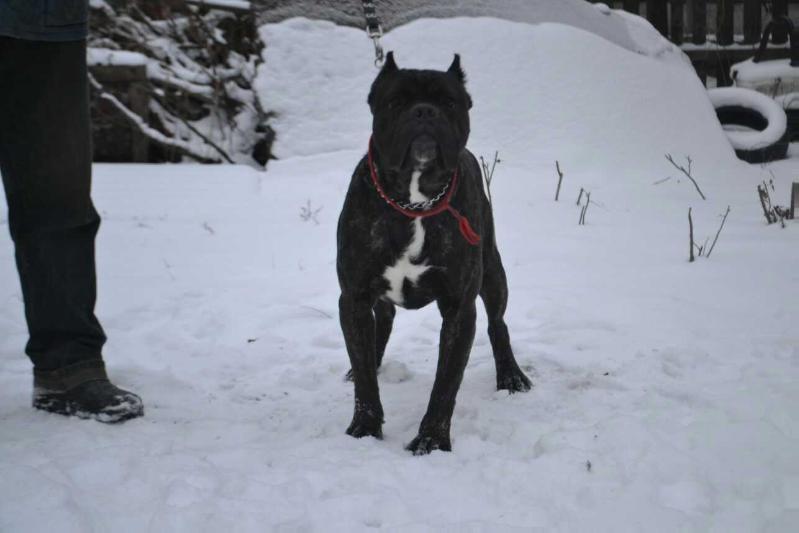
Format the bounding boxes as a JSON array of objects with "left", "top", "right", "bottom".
[
  {"left": 688, "top": 207, "right": 695, "bottom": 263},
  {"left": 579, "top": 191, "right": 591, "bottom": 225},
  {"left": 555, "top": 161, "right": 564, "bottom": 201},
  {"left": 666, "top": 154, "right": 707, "bottom": 200},
  {"left": 706, "top": 206, "right": 731, "bottom": 258},
  {"left": 88, "top": 73, "right": 220, "bottom": 163},
  {"left": 480, "top": 151, "right": 500, "bottom": 207}
]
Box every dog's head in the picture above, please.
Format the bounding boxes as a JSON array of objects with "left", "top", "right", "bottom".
[{"left": 368, "top": 52, "right": 472, "bottom": 173}]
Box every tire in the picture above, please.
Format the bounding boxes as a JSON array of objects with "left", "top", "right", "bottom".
[{"left": 708, "top": 87, "right": 789, "bottom": 164}]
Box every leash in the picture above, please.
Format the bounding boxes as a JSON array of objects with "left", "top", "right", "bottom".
[
  {"left": 367, "top": 137, "right": 481, "bottom": 246},
  {"left": 362, "top": 0, "right": 385, "bottom": 67}
]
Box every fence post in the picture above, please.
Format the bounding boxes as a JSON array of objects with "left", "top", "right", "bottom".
[
  {"left": 623, "top": 0, "right": 639, "bottom": 14},
  {"left": 646, "top": 0, "right": 669, "bottom": 37},
  {"left": 717, "top": 0, "right": 734, "bottom": 46},
  {"left": 773, "top": 0, "right": 789, "bottom": 44},
  {"left": 743, "top": 0, "right": 762, "bottom": 45},
  {"left": 671, "top": 0, "right": 685, "bottom": 45},
  {"left": 692, "top": 0, "right": 707, "bottom": 45}
]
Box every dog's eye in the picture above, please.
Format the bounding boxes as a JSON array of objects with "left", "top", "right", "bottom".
[
  {"left": 445, "top": 99, "right": 457, "bottom": 109},
  {"left": 387, "top": 98, "right": 404, "bottom": 110}
]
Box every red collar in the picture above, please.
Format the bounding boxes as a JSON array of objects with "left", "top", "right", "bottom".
[{"left": 367, "top": 137, "right": 480, "bottom": 246}]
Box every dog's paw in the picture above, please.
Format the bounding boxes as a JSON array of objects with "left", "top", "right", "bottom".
[
  {"left": 405, "top": 433, "right": 452, "bottom": 455},
  {"left": 497, "top": 366, "right": 532, "bottom": 393},
  {"left": 346, "top": 412, "right": 383, "bottom": 440}
]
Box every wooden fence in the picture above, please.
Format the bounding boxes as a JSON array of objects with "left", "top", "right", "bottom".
[
  {"left": 597, "top": 0, "right": 789, "bottom": 45},
  {"left": 591, "top": 1, "right": 798, "bottom": 84}
]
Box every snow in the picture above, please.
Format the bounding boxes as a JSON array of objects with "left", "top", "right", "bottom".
[
  {"left": 258, "top": 0, "right": 675, "bottom": 59},
  {"left": 257, "top": 17, "right": 716, "bottom": 163},
  {"left": 191, "top": 0, "right": 252, "bottom": 10},
  {"left": 775, "top": 91, "right": 799, "bottom": 110},
  {"left": 733, "top": 57, "right": 799, "bottom": 84},
  {"left": 2, "top": 12, "right": 799, "bottom": 533},
  {"left": 732, "top": 57, "right": 799, "bottom": 96},
  {"left": 708, "top": 87, "right": 788, "bottom": 151},
  {"left": 87, "top": 48, "right": 149, "bottom": 67}
]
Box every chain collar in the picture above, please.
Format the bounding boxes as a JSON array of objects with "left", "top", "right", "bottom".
[
  {"left": 367, "top": 137, "right": 481, "bottom": 245},
  {"left": 371, "top": 164, "right": 452, "bottom": 212}
]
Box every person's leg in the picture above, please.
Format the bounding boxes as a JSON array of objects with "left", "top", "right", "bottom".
[{"left": 0, "top": 36, "right": 142, "bottom": 422}]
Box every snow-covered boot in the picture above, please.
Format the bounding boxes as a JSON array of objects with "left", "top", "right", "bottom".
[{"left": 33, "top": 362, "right": 144, "bottom": 423}]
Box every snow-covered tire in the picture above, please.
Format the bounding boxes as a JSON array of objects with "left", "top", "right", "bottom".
[{"left": 708, "top": 87, "right": 789, "bottom": 164}]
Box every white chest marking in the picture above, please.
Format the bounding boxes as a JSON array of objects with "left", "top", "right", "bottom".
[{"left": 383, "top": 170, "right": 429, "bottom": 306}]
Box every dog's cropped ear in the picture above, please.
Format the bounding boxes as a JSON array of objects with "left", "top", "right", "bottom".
[
  {"left": 381, "top": 51, "right": 398, "bottom": 75},
  {"left": 447, "top": 54, "right": 466, "bottom": 84},
  {"left": 368, "top": 52, "right": 399, "bottom": 108}
]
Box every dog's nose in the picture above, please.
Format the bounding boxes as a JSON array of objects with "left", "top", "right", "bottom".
[{"left": 411, "top": 103, "right": 439, "bottom": 121}]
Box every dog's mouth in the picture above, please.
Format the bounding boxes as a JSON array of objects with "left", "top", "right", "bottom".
[{"left": 408, "top": 134, "right": 439, "bottom": 168}]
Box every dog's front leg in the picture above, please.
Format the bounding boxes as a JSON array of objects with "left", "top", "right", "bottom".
[
  {"left": 407, "top": 300, "right": 477, "bottom": 455},
  {"left": 339, "top": 293, "right": 384, "bottom": 439}
]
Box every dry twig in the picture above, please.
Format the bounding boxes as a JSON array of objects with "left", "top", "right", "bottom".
[
  {"left": 665, "top": 154, "right": 707, "bottom": 200},
  {"left": 706, "top": 206, "right": 731, "bottom": 258},
  {"left": 555, "top": 161, "right": 564, "bottom": 201},
  {"left": 480, "top": 152, "right": 500, "bottom": 207},
  {"left": 688, "top": 207, "right": 695, "bottom": 262},
  {"left": 579, "top": 191, "right": 591, "bottom": 225}
]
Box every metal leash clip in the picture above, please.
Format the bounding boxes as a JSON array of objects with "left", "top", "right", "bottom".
[
  {"left": 362, "top": 0, "right": 385, "bottom": 67},
  {"left": 369, "top": 24, "right": 385, "bottom": 67}
]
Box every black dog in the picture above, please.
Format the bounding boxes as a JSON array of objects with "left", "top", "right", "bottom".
[{"left": 337, "top": 52, "right": 531, "bottom": 455}]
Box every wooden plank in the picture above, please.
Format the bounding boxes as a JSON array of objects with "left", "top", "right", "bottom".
[
  {"left": 128, "top": 82, "right": 150, "bottom": 163},
  {"left": 792, "top": 182, "right": 799, "bottom": 220},
  {"left": 714, "top": 55, "right": 733, "bottom": 86},
  {"left": 671, "top": 0, "right": 685, "bottom": 46},
  {"left": 743, "top": 0, "right": 762, "bottom": 45},
  {"left": 692, "top": 0, "right": 707, "bottom": 45},
  {"left": 646, "top": 0, "right": 669, "bottom": 37},
  {"left": 684, "top": 46, "right": 794, "bottom": 87},
  {"left": 623, "top": 0, "right": 639, "bottom": 14},
  {"left": 683, "top": 47, "right": 791, "bottom": 65},
  {"left": 716, "top": 0, "right": 734, "bottom": 46},
  {"left": 773, "top": 0, "right": 789, "bottom": 45}
]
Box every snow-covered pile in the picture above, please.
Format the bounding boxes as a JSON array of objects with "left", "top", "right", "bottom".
[
  {"left": 257, "top": 16, "right": 729, "bottom": 181},
  {"left": 258, "top": 0, "right": 685, "bottom": 61},
  {"left": 89, "top": 0, "right": 269, "bottom": 165},
  {"left": 2, "top": 11, "right": 799, "bottom": 533},
  {"left": 732, "top": 57, "right": 799, "bottom": 95}
]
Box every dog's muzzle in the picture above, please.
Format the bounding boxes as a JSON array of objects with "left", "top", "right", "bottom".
[{"left": 410, "top": 134, "right": 438, "bottom": 166}]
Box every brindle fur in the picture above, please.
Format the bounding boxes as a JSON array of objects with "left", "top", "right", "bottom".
[{"left": 336, "top": 53, "right": 531, "bottom": 455}]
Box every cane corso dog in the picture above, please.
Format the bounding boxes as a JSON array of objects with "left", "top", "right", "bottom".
[{"left": 337, "top": 52, "right": 531, "bottom": 455}]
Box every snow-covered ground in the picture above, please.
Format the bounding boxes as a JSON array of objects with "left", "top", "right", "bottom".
[{"left": 2, "top": 10, "right": 799, "bottom": 533}]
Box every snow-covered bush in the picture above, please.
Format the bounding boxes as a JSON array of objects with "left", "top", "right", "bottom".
[{"left": 89, "top": 0, "right": 273, "bottom": 166}]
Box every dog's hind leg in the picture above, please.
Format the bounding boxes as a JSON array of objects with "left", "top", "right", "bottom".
[
  {"left": 374, "top": 299, "right": 396, "bottom": 369},
  {"left": 479, "top": 223, "right": 532, "bottom": 393}
]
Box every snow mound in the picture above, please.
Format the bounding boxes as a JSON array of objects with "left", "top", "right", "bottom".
[
  {"left": 258, "top": 0, "right": 683, "bottom": 62},
  {"left": 257, "top": 16, "right": 737, "bottom": 190}
]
